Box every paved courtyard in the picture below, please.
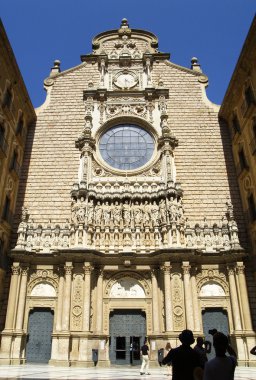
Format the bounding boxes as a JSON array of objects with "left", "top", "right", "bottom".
[{"left": 0, "top": 365, "right": 255, "bottom": 379}]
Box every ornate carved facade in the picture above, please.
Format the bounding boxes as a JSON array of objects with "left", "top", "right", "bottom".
[{"left": 0, "top": 19, "right": 256, "bottom": 367}]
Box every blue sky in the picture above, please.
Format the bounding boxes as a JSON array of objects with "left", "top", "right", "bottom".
[{"left": 1, "top": 0, "right": 255, "bottom": 107}]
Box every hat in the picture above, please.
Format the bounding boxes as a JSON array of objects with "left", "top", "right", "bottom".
[{"left": 179, "top": 329, "right": 195, "bottom": 345}]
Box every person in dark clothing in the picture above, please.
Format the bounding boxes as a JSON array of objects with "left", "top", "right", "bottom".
[
  {"left": 162, "top": 329, "right": 201, "bottom": 380},
  {"left": 140, "top": 339, "right": 150, "bottom": 375},
  {"left": 194, "top": 337, "right": 211, "bottom": 369}
]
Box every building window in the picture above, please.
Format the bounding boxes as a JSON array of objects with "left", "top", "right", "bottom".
[
  {"left": 2, "top": 86, "right": 13, "bottom": 109},
  {"left": 245, "top": 86, "right": 255, "bottom": 108},
  {"left": 250, "top": 121, "right": 256, "bottom": 155},
  {"left": 248, "top": 194, "right": 256, "bottom": 222},
  {"left": 231, "top": 115, "right": 241, "bottom": 136},
  {"left": 10, "top": 150, "right": 20, "bottom": 177},
  {"left": 99, "top": 124, "right": 155, "bottom": 170},
  {"left": 237, "top": 148, "right": 248, "bottom": 175},
  {"left": 2, "top": 196, "right": 11, "bottom": 224},
  {"left": 0, "top": 123, "right": 8, "bottom": 156},
  {"left": 16, "top": 115, "right": 24, "bottom": 135}
]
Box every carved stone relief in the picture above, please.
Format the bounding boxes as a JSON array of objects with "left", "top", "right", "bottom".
[
  {"left": 199, "top": 281, "right": 226, "bottom": 297},
  {"left": 171, "top": 273, "right": 184, "bottom": 330},
  {"left": 71, "top": 274, "right": 84, "bottom": 331},
  {"left": 105, "top": 272, "right": 150, "bottom": 298},
  {"left": 110, "top": 278, "right": 145, "bottom": 298},
  {"left": 30, "top": 282, "right": 56, "bottom": 297},
  {"left": 27, "top": 269, "right": 59, "bottom": 296}
]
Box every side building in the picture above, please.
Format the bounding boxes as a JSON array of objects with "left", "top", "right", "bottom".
[
  {"left": 219, "top": 15, "right": 256, "bottom": 281},
  {"left": 0, "top": 20, "right": 36, "bottom": 326},
  {"left": 0, "top": 19, "right": 256, "bottom": 367}
]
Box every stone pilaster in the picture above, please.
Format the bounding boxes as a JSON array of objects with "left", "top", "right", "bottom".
[
  {"left": 182, "top": 262, "right": 194, "bottom": 330},
  {"left": 15, "top": 266, "right": 29, "bottom": 331},
  {"left": 83, "top": 263, "right": 92, "bottom": 331},
  {"left": 191, "top": 268, "right": 201, "bottom": 332},
  {"left": 236, "top": 262, "right": 253, "bottom": 331},
  {"left": 228, "top": 265, "right": 242, "bottom": 331},
  {"left": 56, "top": 267, "right": 64, "bottom": 332},
  {"left": 62, "top": 263, "right": 73, "bottom": 331},
  {"left": 151, "top": 269, "right": 160, "bottom": 333},
  {"left": 162, "top": 263, "right": 173, "bottom": 332},
  {"left": 96, "top": 269, "right": 103, "bottom": 333},
  {"left": 5, "top": 263, "right": 20, "bottom": 330}
]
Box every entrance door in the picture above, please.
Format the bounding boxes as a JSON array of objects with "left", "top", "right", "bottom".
[
  {"left": 26, "top": 308, "right": 54, "bottom": 363},
  {"left": 202, "top": 308, "right": 229, "bottom": 360},
  {"left": 109, "top": 310, "right": 146, "bottom": 365}
]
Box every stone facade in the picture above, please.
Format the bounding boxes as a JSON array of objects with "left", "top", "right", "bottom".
[
  {"left": 0, "top": 20, "right": 36, "bottom": 328},
  {"left": 0, "top": 19, "right": 256, "bottom": 367},
  {"left": 220, "top": 15, "right": 256, "bottom": 279}
]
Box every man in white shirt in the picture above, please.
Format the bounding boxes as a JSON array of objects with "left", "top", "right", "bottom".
[{"left": 203, "top": 332, "right": 237, "bottom": 380}]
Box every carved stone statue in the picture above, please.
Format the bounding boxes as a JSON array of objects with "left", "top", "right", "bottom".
[
  {"left": 159, "top": 199, "right": 167, "bottom": 224},
  {"left": 87, "top": 199, "right": 94, "bottom": 224},
  {"left": 143, "top": 201, "right": 151, "bottom": 226},
  {"left": 123, "top": 200, "right": 131, "bottom": 227},
  {"left": 112, "top": 201, "right": 122, "bottom": 226},
  {"left": 95, "top": 201, "right": 103, "bottom": 225},
  {"left": 151, "top": 201, "right": 159, "bottom": 226},
  {"left": 133, "top": 201, "right": 143, "bottom": 225},
  {"left": 103, "top": 201, "right": 111, "bottom": 226}
]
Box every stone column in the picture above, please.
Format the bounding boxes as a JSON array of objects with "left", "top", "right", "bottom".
[
  {"left": 56, "top": 268, "right": 64, "bottom": 332},
  {"left": 83, "top": 263, "right": 92, "bottom": 331},
  {"left": 236, "top": 262, "right": 253, "bottom": 331},
  {"left": 162, "top": 264, "right": 173, "bottom": 332},
  {"left": 5, "top": 263, "right": 20, "bottom": 330},
  {"left": 191, "top": 268, "right": 201, "bottom": 332},
  {"left": 15, "top": 266, "right": 29, "bottom": 331},
  {"left": 182, "top": 262, "right": 194, "bottom": 330},
  {"left": 151, "top": 269, "right": 160, "bottom": 333},
  {"left": 228, "top": 265, "right": 242, "bottom": 331},
  {"left": 62, "top": 263, "right": 73, "bottom": 331},
  {"left": 96, "top": 269, "right": 103, "bottom": 333}
]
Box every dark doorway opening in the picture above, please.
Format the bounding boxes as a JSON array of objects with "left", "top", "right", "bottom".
[
  {"left": 26, "top": 307, "right": 54, "bottom": 363},
  {"left": 109, "top": 309, "right": 146, "bottom": 365},
  {"left": 202, "top": 307, "right": 229, "bottom": 360}
]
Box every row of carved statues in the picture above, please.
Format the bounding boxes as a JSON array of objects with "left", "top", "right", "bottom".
[{"left": 71, "top": 197, "right": 185, "bottom": 228}]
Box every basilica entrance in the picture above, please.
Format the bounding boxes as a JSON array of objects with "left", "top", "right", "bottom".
[
  {"left": 202, "top": 308, "right": 229, "bottom": 360},
  {"left": 109, "top": 309, "right": 146, "bottom": 365},
  {"left": 26, "top": 308, "right": 54, "bottom": 363}
]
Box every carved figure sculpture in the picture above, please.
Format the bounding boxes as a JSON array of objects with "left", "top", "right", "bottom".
[
  {"left": 123, "top": 200, "right": 131, "bottom": 227},
  {"left": 133, "top": 201, "right": 143, "bottom": 225},
  {"left": 112, "top": 201, "right": 122, "bottom": 226},
  {"left": 151, "top": 201, "right": 159, "bottom": 226},
  {"left": 103, "top": 201, "right": 111, "bottom": 226},
  {"left": 87, "top": 199, "right": 94, "bottom": 224},
  {"left": 95, "top": 201, "right": 103, "bottom": 225}
]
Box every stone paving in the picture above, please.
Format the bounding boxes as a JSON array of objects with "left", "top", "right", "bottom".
[{"left": 0, "top": 365, "right": 255, "bottom": 379}]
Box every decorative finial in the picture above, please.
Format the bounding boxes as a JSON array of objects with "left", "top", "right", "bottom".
[
  {"left": 50, "top": 59, "right": 61, "bottom": 77},
  {"left": 191, "top": 57, "right": 202, "bottom": 72},
  {"left": 121, "top": 18, "right": 129, "bottom": 28}
]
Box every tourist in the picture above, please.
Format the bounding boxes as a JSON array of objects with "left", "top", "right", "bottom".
[
  {"left": 193, "top": 337, "right": 211, "bottom": 369},
  {"left": 164, "top": 342, "right": 172, "bottom": 376},
  {"left": 140, "top": 339, "right": 150, "bottom": 375},
  {"left": 162, "top": 329, "right": 201, "bottom": 380},
  {"left": 203, "top": 332, "right": 237, "bottom": 380}
]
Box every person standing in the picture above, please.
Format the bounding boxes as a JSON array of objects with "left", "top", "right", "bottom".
[
  {"left": 203, "top": 332, "right": 237, "bottom": 380},
  {"left": 162, "top": 329, "right": 201, "bottom": 380},
  {"left": 193, "top": 337, "right": 211, "bottom": 369},
  {"left": 165, "top": 342, "right": 172, "bottom": 376},
  {"left": 140, "top": 339, "right": 150, "bottom": 375}
]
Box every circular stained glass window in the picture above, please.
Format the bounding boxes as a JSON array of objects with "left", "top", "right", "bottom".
[{"left": 99, "top": 124, "right": 154, "bottom": 170}]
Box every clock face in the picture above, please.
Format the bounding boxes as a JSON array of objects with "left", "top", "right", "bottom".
[
  {"left": 115, "top": 72, "right": 137, "bottom": 89},
  {"left": 99, "top": 124, "right": 154, "bottom": 171}
]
